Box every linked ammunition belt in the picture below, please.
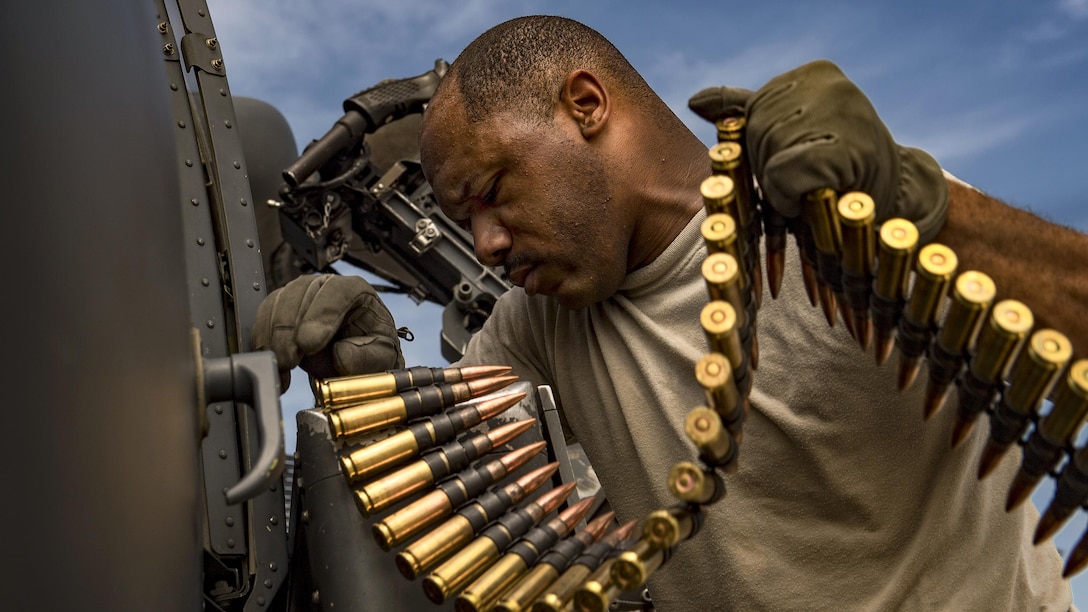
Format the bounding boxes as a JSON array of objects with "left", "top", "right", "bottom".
[{"left": 307, "top": 117, "right": 1087, "bottom": 610}]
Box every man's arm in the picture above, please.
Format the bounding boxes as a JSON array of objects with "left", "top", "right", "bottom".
[{"left": 936, "top": 179, "right": 1088, "bottom": 356}]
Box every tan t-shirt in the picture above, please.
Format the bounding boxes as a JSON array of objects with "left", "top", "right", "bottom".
[{"left": 457, "top": 208, "right": 1071, "bottom": 611}]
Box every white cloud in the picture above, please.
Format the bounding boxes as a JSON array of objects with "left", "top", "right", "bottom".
[{"left": 1059, "top": 0, "right": 1088, "bottom": 18}]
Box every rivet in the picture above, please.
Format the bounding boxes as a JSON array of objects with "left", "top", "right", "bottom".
[
  {"left": 196, "top": 238, "right": 205, "bottom": 246},
  {"left": 198, "top": 8, "right": 206, "bottom": 16},
  {"left": 162, "top": 43, "right": 174, "bottom": 56},
  {"left": 301, "top": 510, "right": 310, "bottom": 524},
  {"left": 269, "top": 483, "right": 278, "bottom": 492},
  {"left": 212, "top": 58, "right": 224, "bottom": 71},
  {"left": 177, "top": 120, "right": 186, "bottom": 129},
  {"left": 240, "top": 198, "right": 248, "bottom": 206},
  {"left": 233, "top": 161, "right": 241, "bottom": 169},
  {"left": 269, "top": 562, "right": 278, "bottom": 572},
  {"left": 185, "top": 159, "right": 193, "bottom": 167},
  {"left": 214, "top": 405, "right": 223, "bottom": 414},
  {"left": 253, "top": 282, "right": 261, "bottom": 291},
  {"left": 264, "top": 579, "right": 273, "bottom": 588},
  {"left": 170, "top": 83, "right": 178, "bottom": 91},
  {"left": 256, "top": 596, "right": 265, "bottom": 606},
  {"left": 190, "top": 198, "right": 199, "bottom": 206},
  {"left": 205, "top": 37, "right": 218, "bottom": 49},
  {"left": 226, "top": 538, "right": 235, "bottom": 549},
  {"left": 201, "top": 278, "right": 210, "bottom": 287},
  {"left": 206, "top": 320, "right": 215, "bottom": 329},
  {"left": 219, "top": 88, "right": 227, "bottom": 97},
  {"left": 225, "top": 516, "right": 234, "bottom": 526},
  {"left": 224, "top": 120, "right": 232, "bottom": 128},
  {"left": 157, "top": 22, "right": 168, "bottom": 34},
  {"left": 311, "top": 591, "right": 320, "bottom": 605},
  {"left": 269, "top": 515, "right": 278, "bottom": 525},
  {"left": 218, "top": 449, "right": 228, "bottom": 459},
  {"left": 246, "top": 239, "right": 254, "bottom": 248}
]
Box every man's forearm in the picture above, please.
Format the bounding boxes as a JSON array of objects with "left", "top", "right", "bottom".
[{"left": 933, "top": 179, "right": 1088, "bottom": 357}]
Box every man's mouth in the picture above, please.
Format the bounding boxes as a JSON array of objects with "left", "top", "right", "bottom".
[{"left": 507, "top": 263, "right": 534, "bottom": 288}]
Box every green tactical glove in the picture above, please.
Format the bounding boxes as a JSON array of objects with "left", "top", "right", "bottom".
[
  {"left": 252, "top": 274, "right": 404, "bottom": 391},
  {"left": 688, "top": 59, "right": 948, "bottom": 243}
]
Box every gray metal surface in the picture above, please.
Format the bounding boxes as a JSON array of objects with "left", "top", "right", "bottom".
[{"left": 1, "top": 1, "right": 201, "bottom": 609}]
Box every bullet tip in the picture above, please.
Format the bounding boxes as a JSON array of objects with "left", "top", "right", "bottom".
[
  {"left": 1034, "top": 509, "right": 1064, "bottom": 545},
  {"left": 853, "top": 317, "right": 872, "bottom": 352},
  {"left": 1004, "top": 472, "right": 1038, "bottom": 512},
  {"left": 896, "top": 356, "right": 921, "bottom": 392},
  {"left": 1064, "top": 548, "right": 1088, "bottom": 578},
  {"left": 767, "top": 250, "right": 784, "bottom": 299},
  {"left": 976, "top": 442, "right": 1006, "bottom": 480},
  {"left": 874, "top": 333, "right": 895, "bottom": 367},
  {"left": 950, "top": 419, "right": 973, "bottom": 449},
  {"left": 922, "top": 382, "right": 948, "bottom": 421}
]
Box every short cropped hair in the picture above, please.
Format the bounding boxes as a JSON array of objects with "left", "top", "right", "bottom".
[{"left": 443, "top": 15, "right": 655, "bottom": 124}]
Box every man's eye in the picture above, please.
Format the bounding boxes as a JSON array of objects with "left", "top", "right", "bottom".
[{"left": 482, "top": 178, "right": 500, "bottom": 204}]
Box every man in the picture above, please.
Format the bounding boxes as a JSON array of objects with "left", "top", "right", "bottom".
[{"left": 254, "top": 15, "right": 1087, "bottom": 610}]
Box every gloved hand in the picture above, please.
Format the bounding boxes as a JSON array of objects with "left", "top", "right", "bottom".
[
  {"left": 252, "top": 274, "right": 404, "bottom": 391},
  {"left": 688, "top": 60, "right": 948, "bottom": 243}
]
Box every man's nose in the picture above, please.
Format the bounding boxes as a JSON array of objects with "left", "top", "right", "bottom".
[{"left": 472, "top": 215, "right": 512, "bottom": 267}]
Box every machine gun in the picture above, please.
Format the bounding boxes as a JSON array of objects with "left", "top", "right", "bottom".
[{"left": 269, "top": 63, "right": 512, "bottom": 362}]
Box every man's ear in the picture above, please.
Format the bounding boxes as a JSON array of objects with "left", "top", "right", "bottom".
[{"left": 561, "top": 69, "right": 610, "bottom": 139}]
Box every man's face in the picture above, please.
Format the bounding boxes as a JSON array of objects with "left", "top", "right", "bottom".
[{"left": 421, "top": 101, "right": 631, "bottom": 310}]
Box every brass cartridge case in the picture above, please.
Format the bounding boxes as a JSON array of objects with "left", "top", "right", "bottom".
[
  {"left": 803, "top": 188, "right": 842, "bottom": 256},
  {"left": 701, "top": 213, "right": 746, "bottom": 288},
  {"left": 396, "top": 460, "right": 557, "bottom": 578},
  {"left": 969, "top": 300, "right": 1034, "bottom": 385},
  {"left": 836, "top": 192, "right": 876, "bottom": 278},
  {"left": 495, "top": 512, "right": 615, "bottom": 612},
  {"left": 533, "top": 520, "right": 637, "bottom": 612},
  {"left": 327, "top": 375, "right": 518, "bottom": 438},
  {"left": 1039, "top": 360, "right": 1088, "bottom": 446},
  {"left": 571, "top": 557, "right": 622, "bottom": 612},
  {"left": 495, "top": 563, "right": 559, "bottom": 612},
  {"left": 424, "top": 483, "right": 575, "bottom": 604},
  {"left": 668, "top": 461, "right": 725, "bottom": 505},
  {"left": 424, "top": 532, "right": 502, "bottom": 604},
  {"left": 457, "top": 553, "right": 529, "bottom": 612},
  {"left": 1005, "top": 329, "right": 1073, "bottom": 416},
  {"left": 354, "top": 459, "right": 432, "bottom": 517},
  {"left": 354, "top": 418, "right": 537, "bottom": 516},
  {"left": 1006, "top": 361, "right": 1088, "bottom": 511},
  {"left": 398, "top": 513, "right": 477, "bottom": 580},
  {"left": 341, "top": 427, "right": 423, "bottom": 484},
  {"left": 700, "top": 302, "right": 745, "bottom": 372},
  {"left": 873, "top": 218, "right": 919, "bottom": 301},
  {"left": 937, "top": 271, "right": 996, "bottom": 356},
  {"left": 328, "top": 393, "right": 409, "bottom": 438},
  {"left": 373, "top": 441, "right": 547, "bottom": 551},
  {"left": 684, "top": 406, "right": 736, "bottom": 468},
  {"left": 699, "top": 174, "right": 737, "bottom": 219},
  {"left": 315, "top": 364, "right": 514, "bottom": 408},
  {"left": 694, "top": 352, "right": 741, "bottom": 427},
  {"left": 610, "top": 538, "right": 661, "bottom": 591},
  {"left": 904, "top": 243, "right": 958, "bottom": 328},
  {"left": 341, "top": 391, "right": 526, "bottom": 484},
  {"left": 979, "top": 329, "right": 1072, "bottom": 479},
  {"left": 701, "top": 255, "right": 747, "bottom": 329},
  {"left": 708, "top": 141, "right": 753, "bottom": 228}
]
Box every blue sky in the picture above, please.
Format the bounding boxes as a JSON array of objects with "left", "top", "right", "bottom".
[{"left": 206, "top": 0, "right": 1088, "bottom": 600}]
